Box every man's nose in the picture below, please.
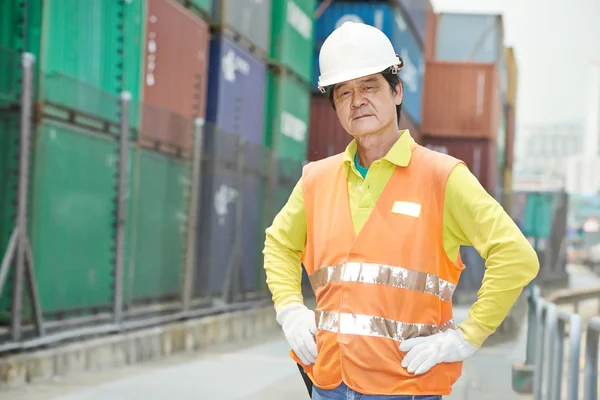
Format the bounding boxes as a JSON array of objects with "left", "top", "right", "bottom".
[{"left": 351, "top": 92, "right": 367, "bottom": 108}]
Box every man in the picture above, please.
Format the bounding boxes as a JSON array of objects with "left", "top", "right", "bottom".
[{"left": 263, "top": 22, "right": 539, "bottom": 399}]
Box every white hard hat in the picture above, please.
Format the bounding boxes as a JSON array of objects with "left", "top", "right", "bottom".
[{"left": 317, "top": 21, "right": 403, "bottom": 93}]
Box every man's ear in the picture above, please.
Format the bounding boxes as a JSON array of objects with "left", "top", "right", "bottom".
[{"left": 394, "top": 82, "right": 403, "bottom": 106}]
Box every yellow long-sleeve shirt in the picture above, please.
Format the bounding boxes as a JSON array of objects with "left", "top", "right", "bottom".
[{"left": 263, "top": 130, "right": 539, "bottom": 348}]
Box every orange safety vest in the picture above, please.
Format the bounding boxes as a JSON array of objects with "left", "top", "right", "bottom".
[{"left": 293, "top": 144, "right": 466, "bottom": 396}]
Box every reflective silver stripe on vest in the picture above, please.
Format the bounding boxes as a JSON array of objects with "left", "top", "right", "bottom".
[
  {"left": 315, "top": 310, "right": 455, "bottom": 342},
  {"left": 309, "top": 262, "right": 457, "bottom": 302}
]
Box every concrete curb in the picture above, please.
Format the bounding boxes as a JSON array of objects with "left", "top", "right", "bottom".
[{"left": 0, "top": 305, "right": 278, "bottom": 388}]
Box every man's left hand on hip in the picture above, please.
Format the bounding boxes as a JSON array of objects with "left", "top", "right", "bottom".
[{"left": 399, "top": 329, "right": 478, "bottom": 375}]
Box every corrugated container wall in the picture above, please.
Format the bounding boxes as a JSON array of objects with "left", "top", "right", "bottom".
[
  {"left": 123, "top": 0, "right": 145, "bottom": 126},
  {"left": 270, "top": 0, "right": 316, "bottom": 83},
  {"left": 40, "top": 1, "right": 124, "bottom": 122},
  {"left": 421, "top": 61, "right": 501, "bottom": 140},
  {"left": 435, "top": 13, "right": 504, "bottom": 63},
  {"left": 264, "top": 69, "right": 311, "bottom": 162},
  {"left": 421, "top": 136, "right": 498, "bottom": 195},
  {"left": 212, "top": 0, "right": 272, "bottom": 57},
  {"left": 505, "top": 47, "right": 518, "bottom": 108},
  {"left": 29, "top": 122, "right": 117, "bottom": 314},
  {"left": 205, "top": 35, "right": 267, "bottom": 144},
  {"left": 125, "top": 149, "right": 190, "bottom": 304},
  {"left": 314, "top": 3, "right": 424, "bottom": 125},
  {"left": 141, "top": 0, "right": 210, "bottom": 151},
  {"left": 424, "top": 1, "right": 437, "bottom": 61},
  {"left": 308, "top": 95, "right": 351, "bottom": 161}
]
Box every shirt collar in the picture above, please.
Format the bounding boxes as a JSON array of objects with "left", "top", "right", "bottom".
[{"left": 343, "top": 129, "right": 415, "bottom": 168}]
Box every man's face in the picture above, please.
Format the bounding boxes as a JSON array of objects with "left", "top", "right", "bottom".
[{"left": 332, "top": 73, "right": 403, "bottom": 138}]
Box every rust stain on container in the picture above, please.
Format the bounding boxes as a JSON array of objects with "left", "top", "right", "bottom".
[
  {"left": 308, "top": 95, "right": 351, "bottom": 162},
  {"left": 141, "top": 0, "right": 210, "bottom": 150},
  {"left": 421, "top": 135, "right": 498, "bottom": 194},
  {"left": 421, "top": 61, "right": 501, "bottom": 140}
]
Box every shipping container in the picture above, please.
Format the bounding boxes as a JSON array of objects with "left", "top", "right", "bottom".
[
  {"left": 505, "top": 104, "right": 516, "bottom": 170},
  {"left": 421, "top": 61, "right": 501, "bottom": 140},
  {"left": 398, "top": 0, "right": 429, "bottom": 46},
  {"left": 435, "top": 13, "right": 504, "bottom": 64},
  {"left": 205, "top": 35, "right": 267, "bottom": 144},
  {"left": 505, "top": 47, "right": 518, "bottom": 108},
  {"left": 123, "top": 0, "right": 146, "bottom": 126},
  {"left": 420, "top": 135, "right": 498, "bottom": 194},
  {"left": 424, "top": 1, "right": 437, "bottom": 62},
  {"left": 264, "top": 68, "right": 311, "bottom": 162},
  {"left": 195, "top": 129, "right": 264, "bottom": 298},
  {"left": 270, "top": 0, "right": 316, "bottom": 83},
  {"left": 314, "top": 2, "right": 424, "bottom": 125},
  {"left": 212, "top": 0, "right": 272, "bottom": 57},
  {"left": 28, "top": 121, "right": 117, "bottom": 314},
  {"left": 39, "top": 1, "right": 126, "bottom": 123},
  {"left": 502, "top": 166, "right": 513, "bottom": 216},
  {"left": 141, "top": 0, "right": 210, "bottom": 151},
  {"left": 124, "top": 148, "right": 190, "bottom": 304},
  {"left": 308, "top": 95, "right": 350, "bottom": 161},
  {"left": 0, "top": 0, "right": 43, "bottom": 63}
]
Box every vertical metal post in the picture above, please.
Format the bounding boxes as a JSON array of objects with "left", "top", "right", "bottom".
[
  {"left": 566, "top": 313, "right": 581, "bottom": 400},
  {"left": 545, "top": 303, "right": 559, "bottom": 400},
  {"left": 549, "top": 311, "right": 563, "bottom": 400},
  {"left": 11, "top": 53, "right": 35, "bottom": 342},
  {"left": 533, "top": 300, "right": 545, "bottom": 400},
  {"left": 182, "top": 118, "right": 204, "bottom": 312},
  {"left": 584, "top": 319, "right": 600, "bottom": 400},
  {"left": 113, "top": 91, "right": 130, "bottom": 325}
]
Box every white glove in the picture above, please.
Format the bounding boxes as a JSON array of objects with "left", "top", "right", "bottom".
[
  {"left": 276, "top": 304, "right": 318, "bottom": 365},
  {"left": 399, "top": 329, "right": 477, "bottom": 375}
]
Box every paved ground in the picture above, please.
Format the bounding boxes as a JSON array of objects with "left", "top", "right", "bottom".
[{"left": 1, "top": 264, "right": 599, "bottom": 400}]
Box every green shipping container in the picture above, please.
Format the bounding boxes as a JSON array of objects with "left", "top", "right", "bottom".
[
  {"left": 177, "top": 0, "right": 212, "bottom": 18},
  {"left": 264, "top": 69, "right": 311, "bottom": 162},
  {"left": 269, "top": 0, "right": 316, "bottom": 83},
  {"left": 125, "top": 149, "right": 190, "bottom": 304},
  {"left": 29, "top": 122, "right": 117, "bottom": 313},
  {"left": 123, "top": 0, "right": 146, "bottom": 128}
]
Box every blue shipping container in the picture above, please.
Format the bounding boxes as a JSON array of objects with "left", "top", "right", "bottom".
[
  {"left": 314, "top": 3, "right": 424, "bottom": 125},
  {"left": 398, "top": 0, "right": 427, "bottom": 46},
  {"left": 205, "top": 35, "right": 267, "bottom": 144},
  {"left": 195, "top": 131, "right": 264, "bottom": 297}
]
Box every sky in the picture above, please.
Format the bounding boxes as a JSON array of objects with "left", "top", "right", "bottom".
[{"left": 430, "top": 0, "right": 600, "bottom": 126}]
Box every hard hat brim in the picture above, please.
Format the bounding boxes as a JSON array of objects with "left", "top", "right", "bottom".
[{"left": 317, "top": 56, "right": 402, "bottom": 92}]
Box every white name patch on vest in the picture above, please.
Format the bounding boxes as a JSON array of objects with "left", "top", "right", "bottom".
[{"left": 391, "top": 201, "right": 421, "bottom": 217}]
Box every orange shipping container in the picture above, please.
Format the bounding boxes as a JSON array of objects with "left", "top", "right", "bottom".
[
  {"left": 421, "top": 135, "right": 498, "bottom": 195},
  {"left": 140, "top": 0, "right": 210, "bottom": 152},
  {"left": 421, "top": 61, "right": 502, "bottom": 140}
]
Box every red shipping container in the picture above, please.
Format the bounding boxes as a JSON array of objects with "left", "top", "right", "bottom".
[
  {"left": 308, "top": 95, "right": 351, "bottom": 161},
  {"left": 424, "top": 2, "right": 437, "bottom": 62},
  {"left": 505, "top": 104, "right": 516, "bottom": 170},
  {"left": 140, "top": 0, "right": 210, "bottom": 152},
  {"left": 421, "top": 61, "right": 501, "bottom": 140},
  {"left": 421, "top": 135, "right": 498, "bottom": 194},
  {"left": 308, "top": 97, "right": 422, "bottom": 162}
]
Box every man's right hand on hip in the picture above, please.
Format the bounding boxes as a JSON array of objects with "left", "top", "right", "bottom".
[{"left": 276, "top": 304, "right": 318, "bottom": 365}]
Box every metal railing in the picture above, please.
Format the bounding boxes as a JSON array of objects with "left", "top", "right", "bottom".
[{"left": 514, "top": 285, "right": 600, "bottom": 399}]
